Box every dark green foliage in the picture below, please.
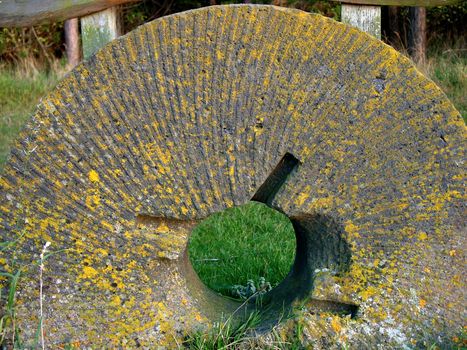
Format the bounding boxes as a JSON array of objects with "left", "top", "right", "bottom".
[
  {"left": 121, "top": 0, "right": 341, "bottom": 33},
  {"left": 382, "top": 4, "right": 466, "bottom": 50},
  {"left": 121, "top": 0, "right": 213, "bottom": 33},
  {"left": 427, "top": 2, "right": 467, "bottom": 41},
  {"left": 0, "top": 23, "right": 64, "bottom": 68},
  {"left": 286, "top": 0, "right": 341, "bottom": 20}
]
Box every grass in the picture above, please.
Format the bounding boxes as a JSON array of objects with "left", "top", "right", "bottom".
[
  {"left": 0, "top": 232, "right": 26, "bottom": 349},
  {"left": 0, "top": 270, "right": 22, "bottom": 348},
  {"left": 184, "top": 311, "right": 262, "bottom": 349},
  {"left": 1, "top": 235, "right": 68, "bottom": 349},
  {"left": 422, "top": 39, "right": 466, "bottom": 122},
  {"left": 188, "top": 202, "right": 295, "bottom": 298},
  {"left": 0, "top": 68, "right": 59, "bottom": 170},
  {"left": 429, "top": 53, "right": 466, "bottom": 120}
]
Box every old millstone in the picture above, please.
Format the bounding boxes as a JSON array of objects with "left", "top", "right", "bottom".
[{"left": 0, "top": 5, "right": 465, "bottom": 348}]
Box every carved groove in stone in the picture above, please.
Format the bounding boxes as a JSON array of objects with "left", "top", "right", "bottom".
[{"left": 252, "top": 152, "right": 300, "bottom": 205}]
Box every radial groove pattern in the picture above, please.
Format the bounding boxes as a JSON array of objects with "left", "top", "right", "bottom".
[{"left": 0, "top": 5, "right": 465, "bottom": 348}]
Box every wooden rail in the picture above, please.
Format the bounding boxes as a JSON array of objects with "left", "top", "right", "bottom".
[{"left": 0, "top": 0, "right": 136, "bottom": 27}]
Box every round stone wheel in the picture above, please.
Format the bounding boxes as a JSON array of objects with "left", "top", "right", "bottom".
[{"left": 0, "top": 5, "right": 465, "bottom": 348}]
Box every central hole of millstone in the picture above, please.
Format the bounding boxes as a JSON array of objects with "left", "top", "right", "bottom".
[
  {"left": 183, "top": 153, "right": 358, "bottom": 327},
  {"left": 188, "top": 201, "right": 296, "bottom": 300}
]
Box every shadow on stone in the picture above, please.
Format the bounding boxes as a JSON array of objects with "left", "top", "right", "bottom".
[{"left": 247, "top": 213, "right": 358, "bottom": 329}]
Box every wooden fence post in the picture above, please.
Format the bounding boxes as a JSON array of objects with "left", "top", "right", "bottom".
[
  {"left": 341, "top": 4, "right": 382, "bottom": 39},
  {"left": 80, "top": 7, "right": 120, "bottom": 59},
  {"left": 408, "top": 7, "right": 427, "bottom": 64},
  {"left": 64, "top": 18, "right": 80, "bottom": 69}
]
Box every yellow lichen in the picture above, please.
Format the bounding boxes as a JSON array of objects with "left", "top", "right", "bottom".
[
  {"left": 88, "top": 170, "right": 100, "bottom": 183},
  {"left": 331, "top": 316, "right": 342, "bottom": 333},
  {"left": 156, "top": 223, "right": 170, "bottom": 233},
  {"left": 418, "top": 232, "right": 428, "bottom": 241},
  {"left": 81, "top": 266, "right": 98, "bottom": 279}
]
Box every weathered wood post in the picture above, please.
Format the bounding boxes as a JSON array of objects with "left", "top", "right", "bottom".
[
  {"left": 64, "top": 18, "right": 80, "bottom": 68},
  {"left": 342, "top": 4, "right": 381, "bottom": 38},
  {"left": 81, "top": 7, "right": 121, "bottom": 59},
  {"left": 408, "top": 6, "right": 427, "bottom": 63}
]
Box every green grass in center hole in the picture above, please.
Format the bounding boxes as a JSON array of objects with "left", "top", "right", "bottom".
[{"left": 188, "top": 201, "right": 296, "bottom": 298}]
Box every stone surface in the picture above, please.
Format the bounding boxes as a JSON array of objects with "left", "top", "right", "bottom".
[{"left": 0, "top": 5, "right": 465, "bottom": 348}]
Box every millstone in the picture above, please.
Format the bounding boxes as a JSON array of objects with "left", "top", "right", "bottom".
[{"left": 0, "top": 5, "right": 465, "bottom": 348}]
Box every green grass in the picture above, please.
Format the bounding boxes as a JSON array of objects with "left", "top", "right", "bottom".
[
  {"left": 188, "top": 202, "right": 296, "bottom": 298},
  {"left": 0, "top": 270, "right": 22, "bottom": 348},
  {"left": 423, "top": 42, "right": 466, "bottom": 122},
  {"left": 184, "top": 311, "right": 261, "bottom": 349},
  {"left": 0, "top": 69, "right": 58, "bottom": 170},
  {"left": 0, "top": 232, "right": 26, "bottom": 348},
  {"left": 1, "top": 235, "right": 69, "bottom": 348}
]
